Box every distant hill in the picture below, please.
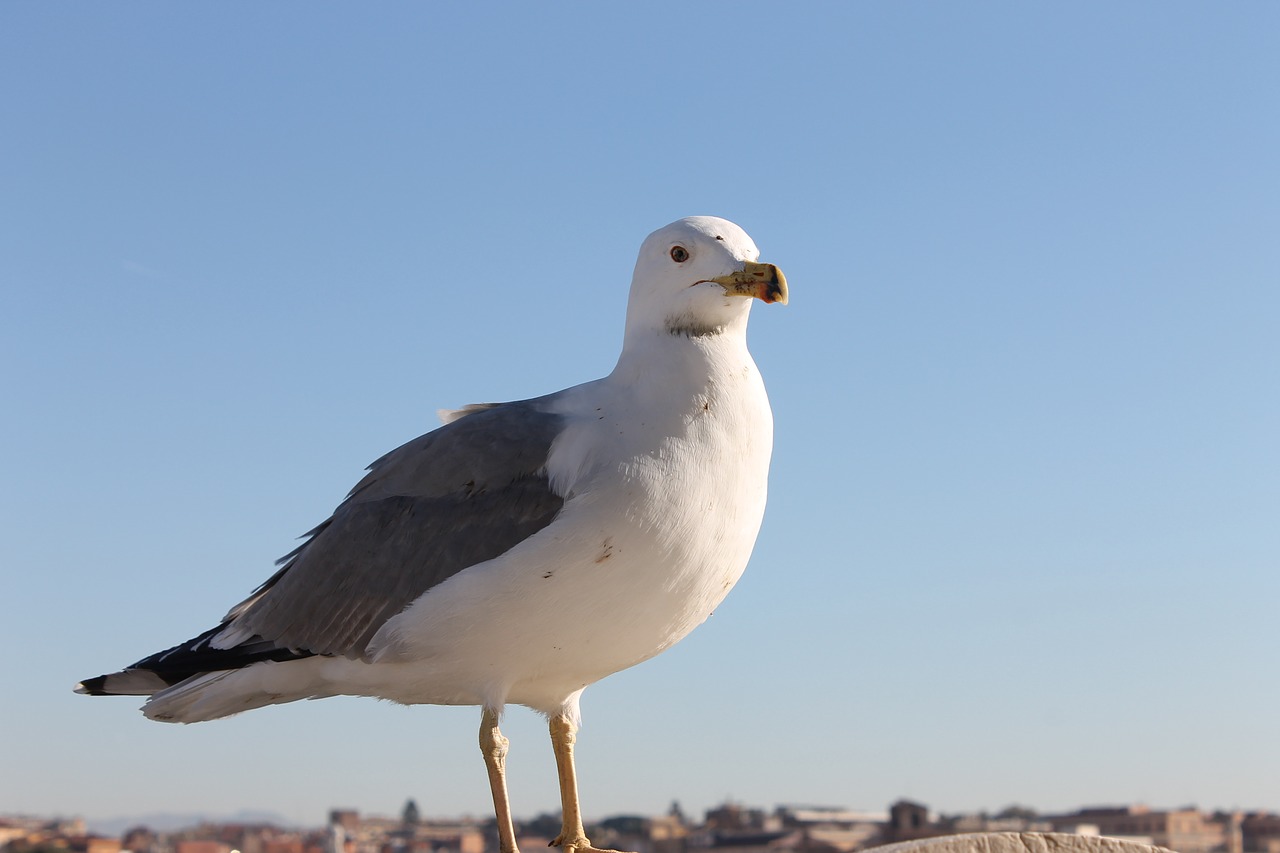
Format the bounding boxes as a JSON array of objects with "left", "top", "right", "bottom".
[{"left": 85, "top": 810, "right": 299, "bottom": 836}]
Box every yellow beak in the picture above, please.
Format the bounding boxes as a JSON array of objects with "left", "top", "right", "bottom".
[{"left": 710, "top": 261, "right": 789, "bottom": 305}]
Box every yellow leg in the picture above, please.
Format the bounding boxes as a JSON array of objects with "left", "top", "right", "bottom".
[
  {"left": 480, "top": 708, "right": 520, "bottom": 853},
  {"left": 549, "top": 714, "right": 631, "bottom": 853}
]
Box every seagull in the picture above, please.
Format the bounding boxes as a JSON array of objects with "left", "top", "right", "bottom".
[{"left": 77, "top": 216, "right": 788, "bottom": 853}]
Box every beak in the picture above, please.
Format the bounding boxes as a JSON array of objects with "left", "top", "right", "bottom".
[{"left": 709, "top": 261, "right": 789, "bottom": 305}]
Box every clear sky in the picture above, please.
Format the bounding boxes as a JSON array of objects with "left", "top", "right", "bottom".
[{"left": 2, "top": 1, "right": 1277, "bottom": 832}]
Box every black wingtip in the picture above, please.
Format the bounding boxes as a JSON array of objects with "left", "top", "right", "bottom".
[{"left": 75, "top": 675, "right": 110, "bottom": 696}]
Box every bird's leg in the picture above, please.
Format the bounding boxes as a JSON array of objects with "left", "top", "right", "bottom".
[
  {"left": 548, "top": 714, "right": 630, "bottom": 853},
  {"left": 549, "top": 714, "right": 591, "bottom": 851},
  {"left": 480, "top": 708, "right": 520, "bottom": 853}
]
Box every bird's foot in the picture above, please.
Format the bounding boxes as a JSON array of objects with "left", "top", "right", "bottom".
[{"left": 549, "top": 835, "right": 632, "bottom": 853}]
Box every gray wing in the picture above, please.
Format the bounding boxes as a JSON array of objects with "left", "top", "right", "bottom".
[{"left": 220, "top": 397, "right": 568, "bottom": 659}]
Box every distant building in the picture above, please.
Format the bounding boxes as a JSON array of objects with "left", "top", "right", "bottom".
[
  {"left": 770, "top": 805, "right": 887, "bottom": 852},
  {"left": 649, "top": 812, "right": 689, "bottom": 853},
  {"left": 943, "top": 812, "right": 1053, "bottom": 836},
  {"left": 0, "top": 826, "right": 28, "bottom": 849},
  {"left": 329, "top": 814, "right": 360, "bottom": 836},
  {"left": 773, "top": 808, "right": 888, "bottom": 830},
  {"left": 1048, "top": 805, "right": 1226, "bottom": 853},
  {"left": 120, "top": 826, "right": 158, "bottom": 853},
  {"left": 68, "top": 837, "right": 123, "bottom": 853},
  {"left": 880, "top": 800, "right": 938, "bottom": 846},
  {"left": 174, "top": 841, "right": 231, "bottom": 853},
  {"left": 703, "top": 805, "right": 773, "bottom": 834},
  {"left": 1242, "top": 812, "right": 1280, "bottom": 853}
]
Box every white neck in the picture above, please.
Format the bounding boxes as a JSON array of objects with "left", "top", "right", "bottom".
[{"left": 611, "top": 322, "right": 752, "bottom": 390}]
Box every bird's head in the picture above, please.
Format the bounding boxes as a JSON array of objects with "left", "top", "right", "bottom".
[{"left": 623, "top": 216, "right": 787, "bottom": 342}]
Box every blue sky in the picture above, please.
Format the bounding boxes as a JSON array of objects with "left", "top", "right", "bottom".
[{"left": 2, "top": 2, "right": 1277, "bottom": 830}]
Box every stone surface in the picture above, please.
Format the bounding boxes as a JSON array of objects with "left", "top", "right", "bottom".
[{"left": 867, "top": 832, "right": 1178, "bottom": 853}]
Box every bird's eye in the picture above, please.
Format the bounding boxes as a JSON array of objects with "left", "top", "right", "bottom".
[{"left": 670, "top": 246, "right": 689, "bottom": 263}]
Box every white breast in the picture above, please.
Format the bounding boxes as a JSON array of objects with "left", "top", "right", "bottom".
[{"left": 362, "top": 335, "right": 774, "bottom": 714}]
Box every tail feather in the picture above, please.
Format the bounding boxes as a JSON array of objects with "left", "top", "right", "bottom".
[
  {"left": 75, "top": 669, "right": 170, "bottom": 696},
  {"left": 141, "top": 659, "right": 332, "bottom": 723},
  {"left": 75, "top": 622, "right": 316, "bottom": 707},
  {"left": 141, "top": 670, "right": 241, "bottom": 722}
]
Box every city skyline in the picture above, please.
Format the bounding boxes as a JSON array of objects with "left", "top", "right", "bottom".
[
  {"left": 4, "top": 1, "right": 1278, "bottom": 828},
  {"left": 8, "top": 797, "right": 1280, "bottom": 853},
  {"left": 13, "top": 794, "right": 1280, "bottom": 838}
]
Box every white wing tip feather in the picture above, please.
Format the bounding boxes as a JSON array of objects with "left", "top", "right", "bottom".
[
  {"left": 142, "top": 671, "right": 239, "bottom": 723},
  {"left": 142, "top": 659, "right": 332, "bottom": 723}
]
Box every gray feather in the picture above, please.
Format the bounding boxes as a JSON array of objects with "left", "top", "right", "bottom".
[{"left": 225, "top": 398, "right": 567, "bottom": 658}]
